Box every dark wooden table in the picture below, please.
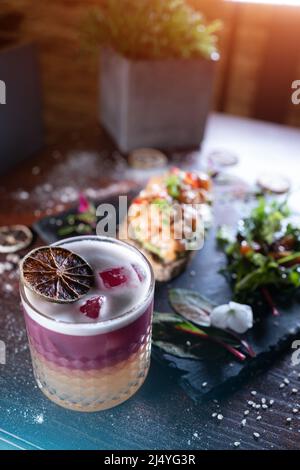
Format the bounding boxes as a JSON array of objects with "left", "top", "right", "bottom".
[{"left": 1, "top": 113, "right": 300, "bottom": 450}]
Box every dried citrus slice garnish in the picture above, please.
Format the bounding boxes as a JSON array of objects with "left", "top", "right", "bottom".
[
  {"left": 0, "top": 225, "right": 33, "bottom": 253},
  {"left": 21, "top": 246, "right": 94, "bottom": 303},
  {"left": 128, "top": 148, "right": 167, "bottom": 169}
]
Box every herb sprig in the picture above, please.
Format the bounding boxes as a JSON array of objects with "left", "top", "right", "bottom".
[
  {"left": 58, "top": 194, "right": 97, "bottom": 237},
  {"left": 217, "top": 198, "right": 300, "bottom": 310}
]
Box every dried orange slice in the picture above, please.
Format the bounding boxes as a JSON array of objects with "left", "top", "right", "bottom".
[
  {"left": 21, "top": 246, "right": 94, "bottom": 303},
  {"left": 0, "top": 225, "right": 33, "bottom": 253}
]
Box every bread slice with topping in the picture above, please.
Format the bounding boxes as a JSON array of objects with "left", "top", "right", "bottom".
[{"left": 118, "top": 168, "right": 212, "bottom": 282}]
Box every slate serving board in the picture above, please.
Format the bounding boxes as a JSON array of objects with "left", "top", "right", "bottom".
[{"left": 33, "top": 186, "right": 300, "bottom": 402}]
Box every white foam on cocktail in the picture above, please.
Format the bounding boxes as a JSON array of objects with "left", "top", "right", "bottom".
[{"left": 22, "top": 237, "right": 153, "bottom": 336}]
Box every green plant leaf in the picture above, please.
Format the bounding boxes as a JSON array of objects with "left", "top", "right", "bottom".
[
  {"left": 81, "top": 0, "right": 221, "bottom": 61},
  {"left": 169, "top": 288, "right": 216, "bottom": 327},
  {"left": 152, "top": 340, "right": 200, "bottom": 360}
]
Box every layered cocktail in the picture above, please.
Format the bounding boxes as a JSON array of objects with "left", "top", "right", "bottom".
[{"left": 20, "top": 236, "right": 154, "bottom": 411}]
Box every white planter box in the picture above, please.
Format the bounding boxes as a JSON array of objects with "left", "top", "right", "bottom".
[{"left": 100, "top": 48, "right": 215, "bottom": 153}]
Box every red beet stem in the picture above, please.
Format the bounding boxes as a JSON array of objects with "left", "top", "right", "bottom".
[
  {"left": 261, "top": 287, "right": 280, "bottom": 316},
  {"left": 175, "top": 326, "right": 246, "bottom": 361}
]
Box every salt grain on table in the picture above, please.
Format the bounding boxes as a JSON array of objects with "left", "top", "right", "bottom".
[
  {"left": 32, "top": 166, "right": 40, "bottom": 175},
  {"left": 6, "top": 254, "right": 20, "bottom": 264},
  {"left": 34, "top": 414, "right": 44, "bottom": 424},
  {"left": 18, "top": 191, "right": 29, "bottom": 201}
]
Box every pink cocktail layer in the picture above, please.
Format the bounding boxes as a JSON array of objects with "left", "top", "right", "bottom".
[{"left": 24, "top": 302, "right": 153, "bottom": 371}]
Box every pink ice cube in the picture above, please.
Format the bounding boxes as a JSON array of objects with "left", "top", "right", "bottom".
[
  {"left": 79, "top": 296, "right": 104, "bottom": 319},
  {"left": 99, "top": 267, "right": 131, "bottom": 289}
]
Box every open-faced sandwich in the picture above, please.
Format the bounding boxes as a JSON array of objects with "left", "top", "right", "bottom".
[{"left": 119, "top": 168, "right": 212, "bottom": 281}]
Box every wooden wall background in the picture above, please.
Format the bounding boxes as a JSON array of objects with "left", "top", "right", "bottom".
[{"left": 1, "top": 0, "right": 300, "bottom": 144}]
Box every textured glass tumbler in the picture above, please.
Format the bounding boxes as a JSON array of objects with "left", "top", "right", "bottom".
[{"left": 20, "top": 236, "right": 155, "bottom": 412}]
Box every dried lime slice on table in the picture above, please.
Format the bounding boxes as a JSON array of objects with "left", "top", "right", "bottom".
[
  {"left": 0, "top": 225, "right": 33, "bottom": 253},
  {"left": 257, "top": 173, "right": 291, "bottom": 194},
  {"left": 21, "top": 247, "right": 94, "bottom": 303},
  {"left": 128, "top": 148, "right": 168, "bottom": 169}
]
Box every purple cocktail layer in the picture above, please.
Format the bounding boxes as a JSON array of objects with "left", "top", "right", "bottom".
[{"left": 24, "top": 301, "right": 153, "bottom": 371}]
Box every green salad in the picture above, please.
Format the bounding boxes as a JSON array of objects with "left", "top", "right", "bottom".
[{"left": 217, "top": 198, "right": 300, "bottom": 309}]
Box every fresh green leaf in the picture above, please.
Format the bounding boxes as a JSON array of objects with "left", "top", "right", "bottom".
[
  {"left": 152, "top": 341, "right": 200, "bottom": 360},
  {"left": 81, "top": 0, "right": 221, "bottom": 61},
  {"left": 165, "top": 174, "right": 181, "bottom": 199},
  {"left": 169, "top": 288, "right": 215, "bottom": 327}
]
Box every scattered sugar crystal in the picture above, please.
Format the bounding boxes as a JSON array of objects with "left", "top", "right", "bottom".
[
  {"left": 244, "top": 410, "right": 250, "bottom": 416},
  {"left": 251, "top": 391, "right": 257, "bottom": 396},
  {"left": 52, "top": 150, "right": 61, "bottom": 160},
  {"left": 234, "top": 441, "right": 241, "bottom": 448},
  {"left": 284, "top": 378, "right": 290, "bottom": 385},
  {"left": 256, "top": 415, "right": 262, "bottom": 421},
  {"left": 193, "top": 432, "right": 199, "bottom": 438},
  {"left": 6, "top": 254, "right": 20, "bottom": 264},
  {"left": 292, "top": 388, "right": 298, "bottom": 394},
  {"left": 34, "top": 414, "right": 44, "bottom": 424},
  {"left": 19, "top": 191, "right": 29, "bottom": 200},
  {"left": 241, "top": 419, "right": 247, "bottom": 427},
  {"left": 32, "top": 166, "right": 40, "bottom": 175},
  {"left": 217, "top": 414, "right": 223, "bottom": 421},
  {"left": 253, "top": 432, "right": 260, "bottom": 440},
  {"left": 43, "top": 183, "right": 53, "bottom": 192}
]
